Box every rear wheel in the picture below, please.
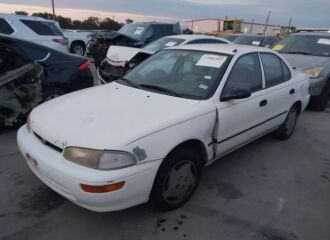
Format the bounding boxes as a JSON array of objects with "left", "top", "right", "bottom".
[
  {"left": 70, "top": 42, "right": 86, "bottom": 56},
  {"left": 150, "top": 148, "right": 203, "bottom": 211},
  {"left": 273, "top": 105, "right": 299, "bottom": 140}
]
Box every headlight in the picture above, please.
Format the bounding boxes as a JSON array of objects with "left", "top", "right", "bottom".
[
  {"left": 302, "top": 67, "right": 324, "bottom": 79},
  {"left": 63, "top": 147, "right": 137, "bottom": 170},
  {"left": 27, "top": 114, "right": 31, "bottom": 133}
]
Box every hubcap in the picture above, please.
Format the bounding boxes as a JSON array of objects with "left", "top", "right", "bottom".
[
  {"left": 285, "top": 108, "right": 297, "bottom": 135},
  {"left": 74, "top": 45, "right": 84, "bottom": 55},
  {"left": 163, "top": 160, "right": 197, "bottom": 204}
]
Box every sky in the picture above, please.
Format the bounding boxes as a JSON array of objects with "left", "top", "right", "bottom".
[{"left": 0, "top": 0, "right": 329, "bottom": 27}]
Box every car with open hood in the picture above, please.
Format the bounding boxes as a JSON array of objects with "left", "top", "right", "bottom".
[
  {"left": 86, "top": 22, "right": 182, "bottom": 66},
  {"left": 18, "top": 44, "right": 310, "bottom": 212},
  {"left": 273, "top": 32, "right": 330, "bottom": 110},
  {"left": 97, "top": 34, "right": 232, "bottom": 84}
]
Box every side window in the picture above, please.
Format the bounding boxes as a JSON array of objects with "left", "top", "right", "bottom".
[
  {"left": 0, "top": 18, "right": 14, "bottom": 35},
  {"left": 260, "top": 53, "right": 286, "bottom": 87},
  {"left": 262, "top": 37, "right": 272, "bottom": 47},
  {"left": 187, "top": 39, "right": 227, "bottom": 44},
  {"left": 271, "top": 37, "right": 278, "bottom": 46},
  {"left": 20, "top": 20, "right": 62, "bottom": 36},
  {"left": 222, "top": 53, "right": 263, "bottom": 96},
  {"left": 281, "top": 60, "right": 291, "bottom": 81},
  {"left": 0, "top": 46, "right": 25, "bottom": 74}
]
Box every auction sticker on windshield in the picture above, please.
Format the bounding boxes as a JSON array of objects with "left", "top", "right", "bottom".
[
  {"left": 252, "top": 41, "right": 261, "bottom": 46},
  {"left": 273, "top": 44, "right": 285, "bottom": 51},
  {"left": 196, "top": 54, "right": 227, "bottom": 68},
  {"left": 317, "top": 38, "right": 330, "bottom": 46},
  {"left": 165, "top": 41, "right": 178, "bottom": 47},
  {"left": 134, "top": 27, "right": 144, "bottom": 35}
]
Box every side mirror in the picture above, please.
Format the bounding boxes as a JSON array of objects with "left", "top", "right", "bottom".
[{"left": 221, "top": 88, "right": 251, "bottom": 102}]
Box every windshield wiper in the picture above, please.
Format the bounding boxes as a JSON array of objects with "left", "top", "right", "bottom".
[
  {"left": 116, "top": 77, "right": 142, "bottom": 89},
  {"left": 282, "top": 51, "right": 312, "bottom": 55},
  {"left": 139, "top": 84, "right": 183, "bottom": 97}
]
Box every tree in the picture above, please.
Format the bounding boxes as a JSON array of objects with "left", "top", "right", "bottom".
[
  {"left": 81, "top": 17, "right": 100, "bottom": 30},
  {"left": 126, "top": 18, "right": 134, "bottom": 24},
  {"left": 32, "top": 12, "right": 53, "bottom": 20},
  {"left": 14, "top": 11, "right": 28, "bottom": 16},
  {"left": 100, "top": 18, "right": 122, "bottom": 31}
]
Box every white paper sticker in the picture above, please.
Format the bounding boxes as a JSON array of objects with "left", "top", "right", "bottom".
[
  {"left": 199, "top": 84, "right": 209, "bottom": 90},
  {"left": 134, "top": 27, "right": 144, "bottom": 35},
  {"left": 196, "top": 54, "right": 227, "bottom": 68},
  {"left": 204, "top": 75, "right": 212, "bottom": 80},
  {"left": 165, "top": 41, "right": 178, "bottom": 47},
  {"left": 317, "top": 38, "right": 330, "bottom": 46},
  {"left": 252, "top": 41, "right": 261, "bottom": 46}
]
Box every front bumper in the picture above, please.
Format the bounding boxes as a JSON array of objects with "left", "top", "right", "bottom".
[
  {"left": 17, "top": 125, "right": 161, "bottom": 212},
  {"left": 309, "top": 77, "right": 328, "bottom": 96}
]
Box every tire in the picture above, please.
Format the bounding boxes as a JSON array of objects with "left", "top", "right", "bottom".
[
  {"left": 150, "top": 147, "right": 204, "bottom": 211},
  {"left": 70, "top": 42, "right": 86, "bottom": 56},
  {"left": 43, "top": 88, "right": 66, "bottom": 102},
  {"left": 273, "top": 105, "right": 299, "bottom": 140},
  {"left": 309, "top": 84, "right": 330, "bottom": 111}
]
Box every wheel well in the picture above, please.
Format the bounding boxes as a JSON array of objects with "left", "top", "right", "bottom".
[
  {"left": 71, "top": 40, "right": 86, "bottom": 49},
  {"left": 166, "top": 139, "right": 208, "bottom": 165},
  {"left": 293, "top": 101, "right": 302, "bottom": 115}
]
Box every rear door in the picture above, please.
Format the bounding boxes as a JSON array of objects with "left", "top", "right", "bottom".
[
  {"left": 258, "top": 52, "right": 294, "bottom": 128},
  {"left": 215, "top": 52, "right": 270, "bottom": 156}
]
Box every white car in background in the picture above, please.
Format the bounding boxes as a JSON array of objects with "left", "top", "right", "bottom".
[
  {"left": 98, "top": 34, "right": 232, "bottom": 84},
  {"left": 0, "top": 13, "right": 68, "bottom": 53},
  {"left": 63, "top": 30, "right": 92, "bottom": 56},
  {"left": 18, "top": 44, "right": 310, "bottom": 212}
]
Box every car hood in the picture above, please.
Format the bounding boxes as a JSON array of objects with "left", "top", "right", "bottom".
[
  {"left": 106, "top": 46, "right": 154, "bottom": 67},
  {"left": 30, "top": 83, "right": 203, "bottom": 150},
  {"left": 281, "top": 53, "right": 329, "bottom": 70}
]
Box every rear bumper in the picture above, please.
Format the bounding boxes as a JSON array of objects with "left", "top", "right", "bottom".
[{"left": 17, "top": 125, "right": 161, "bottom": 212}]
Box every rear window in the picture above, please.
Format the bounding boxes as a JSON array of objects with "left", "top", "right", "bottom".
[
  {"left": 20, "top": 20, "right": 62, "bottom": 36},
  {"left": 0, "top": 18, "right": 14, "bottom": 35}
]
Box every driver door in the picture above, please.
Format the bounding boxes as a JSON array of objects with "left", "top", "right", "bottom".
[{"left": 215, "top": 53, "right": 270, "bottom": 157}]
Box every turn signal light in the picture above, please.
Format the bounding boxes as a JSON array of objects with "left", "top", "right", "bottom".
[{"left": 80, "top": 181, "right": 125, "bottom": 193}]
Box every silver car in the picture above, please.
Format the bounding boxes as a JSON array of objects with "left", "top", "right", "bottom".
[{"left": 274, "top": 32, "right": 330, "bottom": 111}]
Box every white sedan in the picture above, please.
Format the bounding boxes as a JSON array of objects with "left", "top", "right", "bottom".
[{"left": 17, "top": 44, "right": 310, "bottom": 212}]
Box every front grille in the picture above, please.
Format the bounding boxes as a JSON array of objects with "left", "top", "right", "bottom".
[{"left": 34, "top": 132, "right": 63, "bottom": 153}]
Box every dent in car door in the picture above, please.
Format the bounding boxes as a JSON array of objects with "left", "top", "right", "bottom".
[{"left": 215, "top": 53, "right": 270, "bottom": 156}]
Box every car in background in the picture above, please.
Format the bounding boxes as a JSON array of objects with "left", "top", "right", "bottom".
[
  {"left": 0, "top": 34, "right": 95, "bottom": 101},
  {"left": 273, "top": 32, "right": 330, "bottom": 110},
  {"left": 63, "top": 30, "right": 92, "bottom": 56},
  {"left": 86, "top": 22, "right": 182, "bottom": 66},
  {"left": 233, "top": 34, "right": 278, "bottom": 48},
  {"left": 0, "top": 13, "right": 68, "bottom": 53},
  {"left": 18, "top": 44, "right": 310, "bottom": 212},
  {"left": 97, "top": 34, "right": 232, "bottom": 84}
]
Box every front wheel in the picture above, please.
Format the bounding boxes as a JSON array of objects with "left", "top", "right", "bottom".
[
  {"left": 273, "top": 105, "right": 299, "bottom": 140},
  {"left": 150, "top": 148, "right": 203, "bottom": 211}
]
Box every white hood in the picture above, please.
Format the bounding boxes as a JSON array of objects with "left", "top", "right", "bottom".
[
  {"left": 106, "top": 46, "right": 153, "bottom": 67},
  {"left": 30, "top": 83, "right": 202, "bottom": 150}
]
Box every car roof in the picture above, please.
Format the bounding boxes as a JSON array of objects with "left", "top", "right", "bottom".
[
  {"left": 291, "top": 32, "right": 330, "bottom": 37},
  {"left": 168, "top": 43, "right": 274, "bottom": 55},
  {"left": 162, "top": 34, "right": 232, "bottom": 43},
  {"left": 132, "top": 22, "right": 177, "bottom": 26},
  {"left": 0, "top": 13, "right": 56, "bottom": 23}
]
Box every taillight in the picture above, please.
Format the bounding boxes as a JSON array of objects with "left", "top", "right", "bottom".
[
  {"left": 53, "top": 38, "right": 68, "bottom": 46},
  {"left": 79, "top": 60, "right": 91, "bottom": 72}
]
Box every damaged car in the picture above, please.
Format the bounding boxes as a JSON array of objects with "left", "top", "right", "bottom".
[
  {"left": 1, "top": 35, "right": 96, "bottom": 101},
  {"left": 86, "top": 22, "right": 182, "bottom": 66},
  {"left": 97, "top": 34, "right": 232, "bottom": 84},
  {"left": 0, "top": 46, "right": 43, "bottom": 127},
  {"left": 18, "top": 44, "right": 310, "bottom": 212}
]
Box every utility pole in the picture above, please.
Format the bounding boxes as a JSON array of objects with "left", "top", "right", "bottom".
[
  {"left": 263, "top": 10, "right": 271, "bottom": 34},
  {"left": 250, "top": 18, "right": 254, "bottom": 33},
  {"left": 51, "top": 0, "right": 56, "bottom": 20},
  {"left": 288, "top": 17, "right": 292, "bottom": 27}
]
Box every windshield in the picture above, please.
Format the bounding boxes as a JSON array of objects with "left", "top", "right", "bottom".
[
  {"left": 143, "top": 37, "right": 185, "bottom": 52},
  {"left": 274, "top": 35, "right": 330, "bottom": 57},
  {"left": 233, "top": 36, "right": 264, "bottom": 46},
  {"left": 223, "top": 35, "right": 239, "bottom": 42},
  {"left": 117, "top": 23, "right": 147, "bottom": 40},
  {"left": 120, "top": 49, "right": 231, "bottom": 99}
]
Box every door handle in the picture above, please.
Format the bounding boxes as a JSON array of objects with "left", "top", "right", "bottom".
[
  {"left": 290, "top": 89, "right": 295, "bottom": 95},
  {"left": 259, "top": 99, "right": 268, "bottom": 107}
]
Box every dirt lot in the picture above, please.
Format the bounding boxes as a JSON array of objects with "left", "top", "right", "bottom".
[{"left": 0, "top": 108, "right": 329, "bottom": 240}]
